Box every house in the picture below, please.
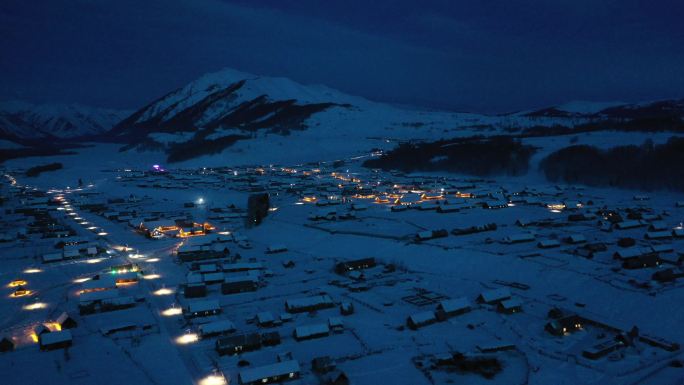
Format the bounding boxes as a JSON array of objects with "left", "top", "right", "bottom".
[
  {"left": 622, "top": 254, "right": 661, "bottom": 269},
  {"left": 537, "top": 239, "right": 560, "bottom": 249},
  {"left": 415, "top": 229, "right": 448, "bottom": 241},
  {"left": 184, "top": 283, "right": 207, "bottom": 298},
  {"left": 335, "top": 258, "right": 376, "bottom": 274},
  {"left": 646, "top": 230, "right": 671, "bottom": 240},
  {"left": 477, "top": 288, "right": 511, "bottom": 304},
  {"left": 185, "top": 300, "right": 220, "bottom": 318},
  {"left": 649, "top": 221, "right": 668, "bottom": 231},
  {"left": 42, "top": 252, "right": 64, "bottom": 264},
  {"left": 452, "top": 223, "right": 497, "bottom": 236},
  {"left": 565, "top": 234, "right": 587, "bottom": 244},
  {"left": 266, "top": 245, "right": 288, "bottom": 254},
  {"left": 256, "top": 312, "right": 275, "bottom": 327},
  {"left": 613, "top": 247, "right": 655, "bottom": 260},
  {"left": 436, "top": 297, "right": 471, "bottom": 319},
  {"left": 407, "top": 311, "right": 437, "bottom": 330},
  {"left": 238, "top": 360, "right": 300, "bottom": 385},
  {"left": 545, "top": 315, "right": 584, "bottom": 336},
  {"left": 639, "top": 334, "right": 680, "bottom": 352},
  {"left": 340, "top": 302, "right": 354, "bottom": 316},
  {"left": 56, "top": 312, "right": 77, "bottom": 329},
  {"left": 199, "top": 320, "right": 236, "bottom": 338},
  {"left": 502, "top": 233, "right": 535, "bottom": 244},
  {"left": 294, "top": 323, "right": 330, "bottom": 341},
  {"left": 615, "top": 220, "right": 645, "bottom": 230},
  {"left": 328, "top": 317, "right": 344, "bottom": 333},
  {"left": 285, "top": 295, "right": 335, "bottom": 313},
  {"left": 39, "top": 330, "right": 73, "bottom": 351},
  {"left": 0, "top": 336, "right": 14, "bottom": 352},
  {"left": 582, "top": 338, "right": 625, "bottom": 360},
  {"left": 497, "top": 298, "right": 523, "bottom": 314},
  {"left": 216, "top": 333, "right": 261, "bottom": 355},
  {"left": 222, "top": 276, "right": 259, "bottom": 295},
  {"left": 261, "top": 331, "right": 281, "bottom": 346}
]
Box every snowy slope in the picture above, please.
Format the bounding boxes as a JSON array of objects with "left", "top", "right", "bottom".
[
  {"left": 0, "top": 100, "right": 130, "bottom": 140},
  {"left": 108, "top": 68, "right": 513, "bottom": 163}
]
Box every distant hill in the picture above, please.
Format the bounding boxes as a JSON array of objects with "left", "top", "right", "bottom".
[{"left": 0, "top": 100, "right": 130, "bottom": 141}]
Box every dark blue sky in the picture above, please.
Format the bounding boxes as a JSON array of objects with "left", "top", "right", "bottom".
[{"left": 1, "top": 0, "right": 683, "bottom": 113}]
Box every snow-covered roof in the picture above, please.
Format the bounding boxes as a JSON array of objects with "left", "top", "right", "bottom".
[{"left": 239, "top": 360, "right": 300, "bottom": 384}]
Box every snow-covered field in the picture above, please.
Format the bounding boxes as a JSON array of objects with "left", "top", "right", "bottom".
[{"left": 1, "top": 146, "right": 684, "bottom": 385}]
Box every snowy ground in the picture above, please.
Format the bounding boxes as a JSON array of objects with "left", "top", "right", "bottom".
[{"left": 1, "top": 145, "right": 684, "bottom": 385}]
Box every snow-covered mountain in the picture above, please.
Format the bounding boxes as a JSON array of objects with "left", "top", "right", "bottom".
[
  {"left": 107, "top": 67, "right": 683, "bottom": 165},
  {"left": 109, "top": 68, "right": 507, "bottom": 163},
  {"left": 0, "top": 101, "right": 130, "bottom": 140},
  {"left": 520, "top": 99, "right": 684, "bottom": 119}
]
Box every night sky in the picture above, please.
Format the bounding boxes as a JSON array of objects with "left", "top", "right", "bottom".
[{"left": 1, "top": 0, "right": 683, "bottom": 113}]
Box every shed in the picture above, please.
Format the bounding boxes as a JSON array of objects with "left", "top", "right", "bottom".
[
  {"left": 185, "top": 300, "right": 220, "bottom": 318},
  {"left": 477, "top": 288, "right": 511, "bottom": 304},
  {"left": 199, "top": 320, "right": 236, "bottom": 338},
  {"left": 0, "top": 336, "right": 14, "bottom": 352},
  {"left": 216, "top": 333, "right": 261, "bottom": 355},
  {"left": 497, "top": 298, "right": 523, "bottom": 314},
  {"left": 261, "top": 331, "right": 281, "bottom": 346},
  {"left": 294, "top": 323, "right": 330, "bottom": 341},
  {"left": 436, "top": 297, "right": 471, "bottom": 318},
  {"left": 285, "top": 295, "right": 335, "bottom": 313},
  {"left": 184, "top": 283, "right": 207, "bottom": 298},
  {"left": 256, "top": 312, "right": 275, "bottom": 327},
  {"left": 39, "top": 330, "right": 73, "bottom": 351},
  {"left": 56, "top": 312, "right": 77, "bottom": 329},
  {"left": 407, "top": 311, "right": 437, "bottom": 330},
  {"left": 238, "top": 360, "right": 300, "bottom": 385}
]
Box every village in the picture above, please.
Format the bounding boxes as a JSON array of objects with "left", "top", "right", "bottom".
[{"left": 1, "top": 158, "right": 684, "bottom": 385}]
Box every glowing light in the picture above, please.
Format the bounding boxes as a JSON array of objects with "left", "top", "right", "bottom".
[
  {"left": 198, "top": 374, "right": 227, "bottom": 385},
  {"left": 9, "top": 289, "right": 32, "bottom": 298},
  {"left": 74, "top": 217, "right": 83, "bottom": 221},
  {"left": 87, "top": 226, "right": 98, "bottom": 230},
  {"left": 8, "top": 279, "right": 27, "bottom": 287},
  {"left": 175, "top": 333, "right": 199, "bottom": 345},
  {"left": 73, "top": 277, "right": 90, "bottom": 283},
  {"left": 30, "top": 333, "right": 38, "bottom": 343},
  {"left": 153, "top": 287, "right": 173, "bottom": 296},
  {"left": 143, "top": 274, "right": 160, "bottom": 280},
  {"left": 45, "top": 322, "right": 62, "bottom": 331},
  {"left": 129, "top": 253, "right": 145, "bottom": 259},
  {"left": 24, "top": 268, "right": 42, "bottom": 274},
  {"left": 197, "top": 197, "right": 205, "bottom": 205},
  {"left": 162, "top": 307, "right": 182, "bottom": 316},
  {"left": 23, "top": 302, "right": 47, "bottom": 310},
  {"left": 80, "top": 221, "right": 89, "bottom": 225},
  {"left": 86, "top": 258, "right": 104, "bottom": 264},
  {"left": 145, "top": 257, "right": 160, "bottom": 263},
  {"left": 97, "top": 232, "right": 108, "bottom": 236}
]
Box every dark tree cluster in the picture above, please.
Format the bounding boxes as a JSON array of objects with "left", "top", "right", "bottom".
[
  {"left": 25, "top": 162, "right": 63, "bottom": 177},
  {"left": 247, "top": 193, "right": 270, "bottom": 227},
  {"left": 540, "top": 137, "right": 684, "bottom": 191},
  {"left": 363, "top": 136, "right": 536, "bottom": 176}
]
